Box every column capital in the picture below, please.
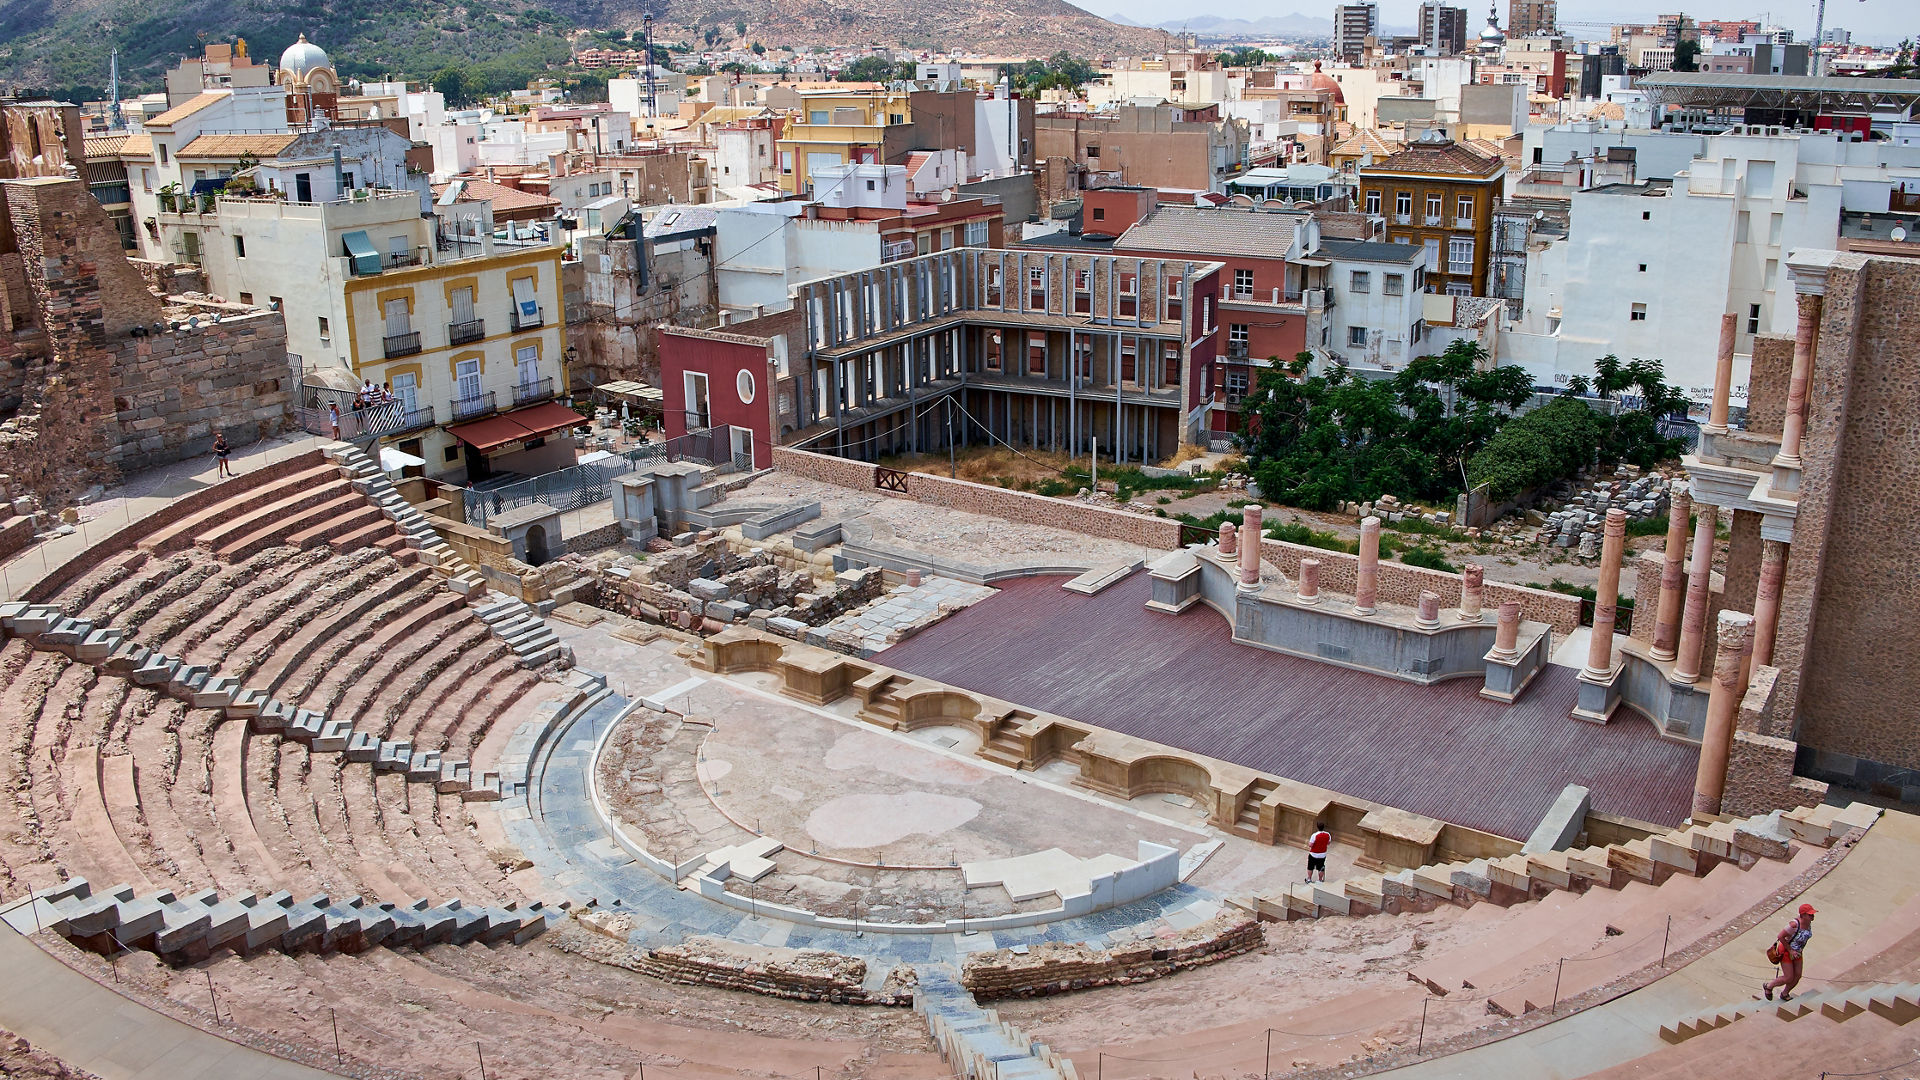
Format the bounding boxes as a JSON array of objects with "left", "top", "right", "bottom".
[{"left": 1784, "top": 250, "right": 1837, "bottom": 296}]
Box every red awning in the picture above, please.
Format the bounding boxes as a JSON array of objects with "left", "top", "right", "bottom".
[{"left": 446, "top": 402, "right": 585, "bottom": 452}]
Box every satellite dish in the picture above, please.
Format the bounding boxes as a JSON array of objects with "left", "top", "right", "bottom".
[{"left": 1894, "top": 226, "right": 1909, "bottom": 242}]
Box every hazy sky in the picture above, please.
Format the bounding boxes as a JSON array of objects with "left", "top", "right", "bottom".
[{"left": 1095, "top": 0, "right": 1911, "bottom": 46}]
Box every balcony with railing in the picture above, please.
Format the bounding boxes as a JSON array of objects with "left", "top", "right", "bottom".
[
  {"left": 383, "top": 330, "right": 422, "bottom": 358},
  {"left": 448, "top": 318, "right": 485, "bottom": 346},
  {"left": 380, "top": 249, "right": 421, "bottom": 270},
  {"left": 1454, "top": 216, "right": 1476, "bottom": 230},
  {"left": 513, "top": 376, "right": 555, "bottom": 406},
  {"left": 1394, "top": 213, "right": 1412, "bottom": 225},
  {"left": 1424, "top": 214, "right": 1443, "bottom": 226},
  {"left": 510, "top": 307, "right": 544, "bottom": 332},
  {"left": 452, "top": 390, "right": 497, "bottom": 422},
  {"left": 883, "top": 239, "right": 916, "bottom": 262}
]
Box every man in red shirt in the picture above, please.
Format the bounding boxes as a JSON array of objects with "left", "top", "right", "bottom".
[{"left": 1306, "top": 822, "right": 1332, "bottom": 883}]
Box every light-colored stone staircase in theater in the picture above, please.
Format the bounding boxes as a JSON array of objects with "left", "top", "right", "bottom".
[
  {"left": 915, "top": 965, "right": 1079, "bottom": 1080},
  {"left": 322, "top": 442, "right": 564, "bottom": 667},
  {"left": 1660, "top": 980, "right": 1920, "bottom": 1043},
  {"left": 1239, "top": 802, "right": 1880, "bottom": 922},
  {"left": 3, "top": 875, "right": 557, "bottom": 964}
]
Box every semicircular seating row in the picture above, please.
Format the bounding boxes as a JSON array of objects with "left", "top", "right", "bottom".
[{"left": 0, "top": 450, "right": 585, "bottom": 964}]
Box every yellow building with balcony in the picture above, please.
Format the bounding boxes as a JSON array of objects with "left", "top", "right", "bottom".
[
  {"left": 776, "top": 89, "right": 912, "bottom": 195},
  {"left": 342, "top": 240, "right": 574, "bottom": 482}
]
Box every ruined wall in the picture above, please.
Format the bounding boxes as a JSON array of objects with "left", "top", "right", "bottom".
[
  {"left": 567, "top": 234, "right": 718, "bottom": 391},
  {"left": 0, "top": 177, "right": 291, "bottom": 505},
  {"left": 1745, "top": 333, "right": 1792, "bottom": 437},
  {"left": 1778, "top": 254, "right": 1920, "bottom": 787},
  {"left": 960, "top": 914, "right": 1264, "bottom": 1000}
]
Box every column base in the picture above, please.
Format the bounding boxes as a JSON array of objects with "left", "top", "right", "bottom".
[
  {"left": 1237, "top": 581, "right": 1262, "bottom": 593},
  {"left": 1296, "top": 594, "right": 1321, "bottom": 606},
  {"left": 1457, "top": 610, "right": 1488, "bottom": 623},
  {"left": 1352, "top": 605, "right": 1376, "bottom": 617},
  {"left": 1572, "top": 666, "right": 1622, "bottom": 724}
]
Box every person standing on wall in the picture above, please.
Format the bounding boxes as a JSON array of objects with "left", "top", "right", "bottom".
[{"left": 212, "top": 430, "right": 233, "bottom": 479}]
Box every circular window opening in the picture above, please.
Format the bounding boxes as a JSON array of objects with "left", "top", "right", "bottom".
[{"left": 736, "top": 369, "right": 756, "bottom": 404}]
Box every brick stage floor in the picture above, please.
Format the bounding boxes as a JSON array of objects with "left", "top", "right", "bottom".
[{"left": 876, "top": 572, "right": 1700, "bottom": 839}]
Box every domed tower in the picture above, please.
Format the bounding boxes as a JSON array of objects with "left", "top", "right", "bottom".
[
  {"left": 1478, "top": 1, "right": 1507, "bottom": 52},
  {"left": 1309, "top": 60, "right": 1348, "bottom": 124},
  {"left": 278, "top": 33, "right": 339, "bottom": 124}
]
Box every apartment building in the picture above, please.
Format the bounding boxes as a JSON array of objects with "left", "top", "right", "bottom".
[
  {"left": 775, "top": 88, "right": 992, "bottom": 196},
  {"left": 1335, "top": 3, "right": 1382, "bottom": 59},
  {"left": 1419, "top": 3, "right": 1470, "bottom": 54},
  {"left": 1358, "top": 129, "right": 1506, "bottom": 295},
  {"left": 658, "top": 248, "right": 1223, "bottom": 468},
  {"left": 1035, "top": 104, "right": 1251, "bottom": 198},
  {"left": 1508, "top": 0, "right": 1557, "bottom": 37}
]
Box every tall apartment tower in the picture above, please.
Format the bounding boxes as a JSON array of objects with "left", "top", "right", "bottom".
[
  {"left": 1418, "top": 1, "right": 1469, "bottom": 53},
  {"left": 1508, "top": 0, "right": 1556, "bottom": 37},
  {"left": 1334, "top": 2, "right": 1381, "bottom": 59}
]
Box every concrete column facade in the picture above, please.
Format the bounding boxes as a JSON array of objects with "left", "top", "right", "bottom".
[
  {"left": 1354, "top": 516, "right": 1381, "bottom": 615},
  {"left": 1692, "top": 611, "right": 1755, "bottom": 818},
  {"left": 1751, "top": 539, "right": 1789, "bottom": 669},
  {"left": 1297, "top": 558, "right": 1321, "bottom": 605},
  {"left": 1772, "top": 287, "right": 1824, "bottom": 476},
  {"left": 1703, "top": 312, "right": 1736, "bottom": 435},
  {"left": 1672, "top": 506, "right": 1717, "bottom": 684},
  {"left": 1459, "top": 564, "right": 1485, "bottom": 621},
  {"left": 1651, "top": 482, "right": 1692, "bottom": 661},
  {"left": 1491, "top": 601, "right": 1521, "bottom": 660},
  {"left": 1218, "top": 520, "right": 1237, "bottom": 558},
  {"left": 1584, "top": 508, "right": 1628, "bottom": 679},
  {"left": 1238, "top": 504, "right": 1263, "bottom": 590}
]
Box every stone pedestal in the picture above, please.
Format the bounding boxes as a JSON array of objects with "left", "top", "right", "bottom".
[
  {"left": 1459, "top": 564, "right": 1485, "bottom": 621},
  {"left": 1218, "top": 520, "right": 1237, "bottom": 558},
  {"left": 1571, "top": 668, "right": 1622, "bottom": 724},
  {"left": 1354, "top": 516, "right": 1381, "bottom": 615},
  {"left": 614, "top": 472, "right": 658, "bottom": 540},
  {"left": 1297, "top": 558, "right": 1321, "bottom": 605},
  {"left": 1416, "top": 591, "right": 1440, "bottom": 629},
  {"left": 1237, "top": 505, "right": 1263, "bottom": 591}
]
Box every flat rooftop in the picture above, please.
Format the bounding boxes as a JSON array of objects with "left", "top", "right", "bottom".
[{"left": 877, "top": 573, "right": 1700, "bottom": 840}]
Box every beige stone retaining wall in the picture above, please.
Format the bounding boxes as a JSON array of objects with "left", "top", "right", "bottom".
[
  {"left": 960, "top": 913, "right": 1265, "bottom": 1000},
  {"left": 630, "top": 936, "right": 908, "bottom": 1005}
]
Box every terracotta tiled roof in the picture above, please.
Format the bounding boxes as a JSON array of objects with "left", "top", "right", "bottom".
[
  {"left": 1363, "top": 136, "right": 1505, "bottom": 179},
  {"left": 434, "top": 177, "right": 560, "bottom": 213},
  {"left": 1117, "top": 204, "right": 1305, "bottom": 260},
  {"left": 1331, "top": 129, "right": 1393, "bottom": 159},
  {"left": 148, "top": 91, "right": 226, "bottom": 127},
  {"left": 84, "top": 134, "right": 130, "bottom": 158},
  {"left": 175, "top": 133, "right": 300, "bottom": 159},
  {"left": 114, "top": 133, "right": 154, "bottom": 158}
]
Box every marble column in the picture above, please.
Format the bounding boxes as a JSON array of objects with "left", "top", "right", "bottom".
[
  {"left": 1354, "top": 516, "right": 1381, "bottom": 615},
  {"left": 1297, "top": 558, "right": 1321, "bottom": 605},
  {"left": 1772, "top": 284, "right": 1824, "bottom": 481},
  {"left": 1416, "top": 591, "right": 1441, "bottom": 629},
  {"left": 1672, "top": 506, "right": 1717, "bottom": 685},
  {"left": 1584, "top": 508, "right": 1628, "bottom": 679},
  {"left": 1459, "top": 564, "right": 1485, "bottom": 621},
  {"left": 1703, "top": 313, "right": 1736, "bottom": 436},
  {"left": 1219, "top": 520, "right": 1237, "bottom": 558},
  {"left": 1651, "top": 482, "right": 1692, "bottom": 661},
  {"left": 1491, "top": 601, "right": 1521, "bottom": 660},
  {"left": 1751, "top": 539, "right": 1789, "bottom": 669},
  {"left": 1238, "top": 504, "right": 1263, "bottom": 590},
  {"left": 1692, "top": 611, "right": 1755, "bottom": 818}
]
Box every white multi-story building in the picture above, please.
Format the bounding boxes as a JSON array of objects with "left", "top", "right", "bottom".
[
  {"left": 1320, "top": 239, "right": 1430, "bottom": 369},
  {"left": 1502, "top": 128, "right": 1920, "bottom": 402}
]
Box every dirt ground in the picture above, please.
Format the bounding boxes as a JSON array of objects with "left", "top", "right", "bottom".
[{"left": 0, "top": 1028, "right": 98, "bottom": 1079}]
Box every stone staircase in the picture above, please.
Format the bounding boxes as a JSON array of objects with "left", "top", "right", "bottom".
[
  {"left": 1240, "top": 802, "right": 1881, "bottom": 922},
  {"left": 914, "top": 965, "right": 1078, "bottom": 1080},
  {"left": 1660, "top": 980, "right": 1920, "bottom": 1044},
  {"left": 0, "top": 602, "right": 511, "bottom": 803},
  {"left": 321, "top": 443, "right": 563, "bottom": 667},
  {"left": 4, "top": 876, "right": 558, "bottom": 965}
]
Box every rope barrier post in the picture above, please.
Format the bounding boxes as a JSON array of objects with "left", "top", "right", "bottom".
[
  {"left": 206, "top": 968, "right": 219, "bottom": 1022},
  {"left": 1662, "top": 914, "right": 1671, "bottom": 967},
  {"left": 1418, "top": 997, "right": 1429, "bottom": 1054},
  {"left": 332, "top": 1007, "right": 342, "bottom": 1065},
  {"left": 1551, "top": 957, "right": 1565, "bottom": 1013},
  {"left": 477, "top": 1041, "right": 487, "bottom": 1080},
  {"left": 1097, "top": 1052, "right": 1102, "bottom": 1080},
  {"left": 1264, "top": 1028, "right": 1272, "bottom": 1078}
]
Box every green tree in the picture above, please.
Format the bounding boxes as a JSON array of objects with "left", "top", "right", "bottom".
[
  {"left": 734, "top": 18, "right": 747, "bottom": 37},
  {"left": 839, "top": 55, "right": 900, "bottom": 82},
  {"left": 433, "top": 66, "right": 472, "bottom": 106},
  {"left": 750, "top": 41, "right": 766, "bottom": 55},
  {"left": 1672, "top": 37, "right": 1701, "bottom": 71}
]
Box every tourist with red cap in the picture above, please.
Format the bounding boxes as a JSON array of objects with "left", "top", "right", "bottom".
[{"left": 1762, "top": 902, "right": 1817, "bottom": 1001}]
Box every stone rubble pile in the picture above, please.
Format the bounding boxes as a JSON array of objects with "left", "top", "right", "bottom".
[
  {"left": 1531, "top": 467, "right": 1674, "bottom": 556},
  {"left": 591, "top": 533, "right": 884, "bottom": 637}
]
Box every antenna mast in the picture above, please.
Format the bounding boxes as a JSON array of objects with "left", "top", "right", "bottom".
[
  {"left": 109, "top": 50, "right": 123, "bottom": 129},
  {"left": 643, "top": 14, "right": 658, "bottom": 120}
]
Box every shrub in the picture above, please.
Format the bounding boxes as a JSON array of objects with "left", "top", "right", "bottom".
[{"left": 1400, "top": 546, "right": 1458, "bottom": 573}]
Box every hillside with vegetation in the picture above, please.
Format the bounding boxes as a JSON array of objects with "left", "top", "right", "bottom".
[{"left": 0, "top": 0, "right": 1160, "bottom": 100}]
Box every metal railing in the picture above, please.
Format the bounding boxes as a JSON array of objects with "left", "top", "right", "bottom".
[
  {"left": 462, "top": 425, "right": 731, "bottom": 527},
  {"left": 383, "top": 330, "right": 422, "bottom": 358},
  {"left": 510, "top": 308, "right": 544, "bottom": 332},
  {"left": 452, "top": 391, "right": 496, "bottom": 421},
  {"left": 381, "top": 250, "right": 420, "bottom": 270},
  {"left": 295, "top": 402, "right": 434, "bottom": 441},
  {"left": 448, "top": 319, "right": 485, "bottom": 345},
  {"left": 513, "top": 377, "right": 555, "bottom": 406}
]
